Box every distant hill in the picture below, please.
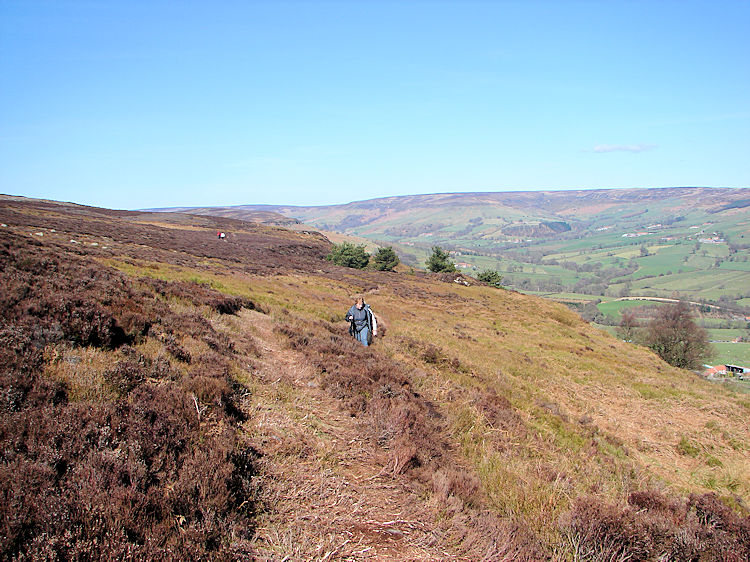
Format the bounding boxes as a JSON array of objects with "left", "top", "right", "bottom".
[
  {"left": 154, "top": 187, "right": 749, "bottom": 239},
  {"left": 2, "top": 195, "right": 749, "bottom": 560},
  {"left": 147, "top": 204, "right": 302, "bottom": 228},
  {"left": 158, "top": 187, "right": 750, "bottom": 312}
]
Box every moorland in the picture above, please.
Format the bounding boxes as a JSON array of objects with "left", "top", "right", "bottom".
[
  {"left": 2, "top": 194, "right": 750, "bottom": 560},
  {"left": 163, "top": 187, "right": 750, "bottom": 366}
]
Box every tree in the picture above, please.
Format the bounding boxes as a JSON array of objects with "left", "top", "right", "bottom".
[
  {"left": 642, "top": 301, "right": 712, "bottom": 369},
  {"left": 477, "top": 269, "right": 503, "bottom": 288},
  {"left": 326, "top": 242, "right": 369, "bottom": 269},
  {"left": 372, "top": 246, "right": 400, "bottom": 271},
  {"left": 616, "top": 309, "right": 639, "bottom": 342},
  {"left": 425, "top": 246, "right": 456, "bottom": 273}
]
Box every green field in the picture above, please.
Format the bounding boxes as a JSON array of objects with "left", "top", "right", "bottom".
[
  {"left": 596, "top": 299, "right": 659, "bottom": 319},
  {"left": 711, "top": 342, "right": 750, "bottom": 366},
  {"left": 630, "top": 269, "right": 750, "bottom": 300}
]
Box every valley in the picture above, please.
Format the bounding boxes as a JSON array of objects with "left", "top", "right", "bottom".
[{"left": 2, "top": 195, "right": 749, "bottom": 559}]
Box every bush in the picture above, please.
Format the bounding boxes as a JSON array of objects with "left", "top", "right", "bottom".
[
  {"left": 426, "top": 246, "right": 456, "bottom": 273},
  {"left": 326, "top": 242, "right": 370, "bottom": 269},
  {"left": 372, "top": 246, "right": 400, "bottom": 271},
  {"left": 560, "top": 491, "right": 750, "bottom": 561},
  {"left": 477, "top": 269, "right": 503, "bottom": 287}
]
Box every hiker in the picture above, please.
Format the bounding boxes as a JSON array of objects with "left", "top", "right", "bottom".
[{"left": 346, "top": 296, "right": 377, "bottom": 346}]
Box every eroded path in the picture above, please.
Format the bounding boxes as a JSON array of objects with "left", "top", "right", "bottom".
[{"left": 220, "top": 309, "right": 462, "bottom": 561}]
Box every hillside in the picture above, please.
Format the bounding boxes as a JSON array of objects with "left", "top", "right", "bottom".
[
  {"left": 2, "top": 195, "right": 750, "bottom": 560},
  {"left": 159, "top": 187, "right": 750, "bottom": 310},
  {"left": 159, "top": 187, "right": 750, "bottom": 367}
]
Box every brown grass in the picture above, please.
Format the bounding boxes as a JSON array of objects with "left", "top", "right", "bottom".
[{"left": 2, "top": 196, "right": 749, "bottom": 560}]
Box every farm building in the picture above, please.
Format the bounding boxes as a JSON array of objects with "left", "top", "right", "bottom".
[
  {"left": 726, "top": 364, "right": 748, "bottom": 378},
  {"left": 703, "top": 364, "right": 748, "bottom": 379},
  {"left": 703, "top": 365, "right": 727, "bottom": 378}
]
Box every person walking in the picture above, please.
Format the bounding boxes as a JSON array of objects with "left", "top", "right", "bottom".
[{"left": 346, "top": 296, "right": 377, "bottom": 346}]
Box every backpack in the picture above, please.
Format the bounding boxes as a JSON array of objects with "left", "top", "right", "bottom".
[{"left": 366, "top": 307, "right": 374, "bottom": 345}]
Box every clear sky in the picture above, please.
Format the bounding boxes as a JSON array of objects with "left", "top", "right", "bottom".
[{"left": 1, "top": 1, "right": 748, "bottom": 210}]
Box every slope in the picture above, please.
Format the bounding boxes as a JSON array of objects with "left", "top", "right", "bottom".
[
  {"left": 1, "top": 196, "right": 749, "bottom": 560},
  {"left": 152, "top": 187, "right": 750, "bottom": 241},
  {"left": 152, "top": 187, "right": 750, "bottom": 310}
]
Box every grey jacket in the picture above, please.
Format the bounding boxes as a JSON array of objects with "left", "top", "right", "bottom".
[{"left": 346, "top": 304, "right": 377, "bottom": 333}]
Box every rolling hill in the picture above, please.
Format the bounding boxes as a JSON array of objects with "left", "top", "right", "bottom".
[
  {"left": 2, "top": 194, "right": 750, "bottom": 560},
  {"left": 153, "top": 186, "right": 749, "bottom": 247},
  {"left": 156, "top": 187, "right": 750, "bottom": 304},
  {"left": 159, "top": 187, "right": 750, "bottom": 366}
]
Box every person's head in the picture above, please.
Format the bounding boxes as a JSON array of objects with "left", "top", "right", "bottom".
[{"left": 354, "top": 296, "right": 365, "bottom": 309}]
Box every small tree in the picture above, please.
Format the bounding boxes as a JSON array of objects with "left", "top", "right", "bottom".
[
  {"left": 477, "top": 269, "right": 503, "bottom": 288},
  {"left": 643, "top": 301, "right": 712, "bottom": 369},
  {"left": 616, "top": 309, "right": 639, "bottom": 342},
  {"left": 426, "top": 246, "right": 456, "bottom": 273},
  {"left": 326, "top": 242, "right": 369, "bottom": 269},
  {"left": 372, "top": 246, "right": 400, "bottom": 271}
]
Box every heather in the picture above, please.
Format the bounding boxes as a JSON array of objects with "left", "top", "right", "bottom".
[
  {"left": 1, "top": 196, "right": 749, "bottom": 560},
  {"left": 0, "top": 229, "right": 260, "bottom": 559}
]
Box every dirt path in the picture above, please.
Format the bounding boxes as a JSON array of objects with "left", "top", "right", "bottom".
[{"left": 231, "top": 310, "right": 462, "bottom": 561}]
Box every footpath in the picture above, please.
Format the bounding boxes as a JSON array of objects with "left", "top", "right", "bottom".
[{"left": 228, "top": 309, "right": 461, "bottom": 561}]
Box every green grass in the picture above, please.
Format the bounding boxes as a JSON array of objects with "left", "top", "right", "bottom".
[
  {"left": 711, "top": 343, "right": 750, "bottom": 366},
  {"left": 677, "top": 436, "right": 700, "bottom": 457},
  {"left": 632, "top": 248, "right": 693, "bottom": 278},
  {"left": 630, "top": 269, "right": 750, "bottom": 299},
  {"left": 706, "top": 328, "right": 748, "bottom": 341},
  {"left": 719, "top": 260, "right": 750, "bottom": 272},
  {"left": 596, "top": 299, "right": 658, "bottom": 318},
  {"left": 632, "top": 382, "right": 683, "bottom": 401}
]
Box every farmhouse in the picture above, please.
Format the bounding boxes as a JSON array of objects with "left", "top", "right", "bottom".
[
  {"left": 703, "top": 364, "right": 749, "bottom": 379},
  {"left": 703, "top": 365, "right": 727, "bottom": 378}
]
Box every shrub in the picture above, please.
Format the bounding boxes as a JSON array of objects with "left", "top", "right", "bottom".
[
  {"left": 0, "top": 229, "right": 260, "bottom": 559},
  {"left": 560, "top": 491, "right": 750, "bottom": 561},
  {"left": 616, "top": 309, "right": 640, "bottom": 342},
  {"left": 326, "top": 242, "right": 370, "bottom": 269},
  {"left": 477, "top": 269, "right": 503, "bottom": 287},
  {"left": 103, "top": 348, "right": 148, "bottom": 395}
]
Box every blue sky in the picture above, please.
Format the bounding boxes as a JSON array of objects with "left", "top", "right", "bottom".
[{"left": 1, "top": 1, "right": 748, "bottom": 209}]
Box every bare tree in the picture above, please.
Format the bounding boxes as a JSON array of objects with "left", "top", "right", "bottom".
[
  {"left": 616, "top": 309, "right": 639, "bottom": 342},
  {"left": 643, "top": 301, "right": 712, "bottom": 369}
]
